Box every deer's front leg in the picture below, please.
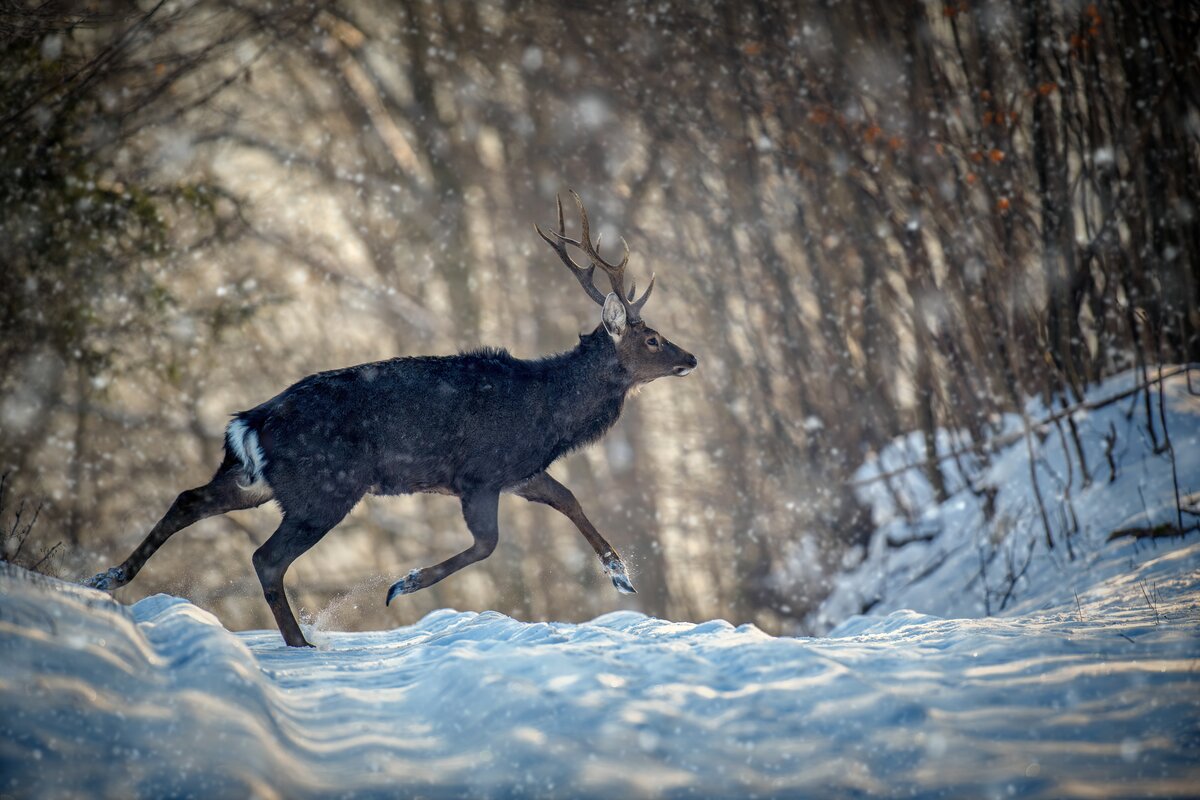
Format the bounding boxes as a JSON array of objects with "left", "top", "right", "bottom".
[
  {"left": 513, "top": 471, "right": 636, "bottom": 595},
  {"left": 386, "top": 488, "right": 500, "bottom": 606}
]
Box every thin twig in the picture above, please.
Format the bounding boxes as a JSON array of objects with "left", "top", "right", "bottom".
[
  {"left": 852, "top": 365, "right": 1194, "bottom": 489},
  {"left": 1156, "top": 363, "right": 1186, "bottom": 534},
  {"left": 1138, "top": 579, "right": 1160, "bottom": 626}
]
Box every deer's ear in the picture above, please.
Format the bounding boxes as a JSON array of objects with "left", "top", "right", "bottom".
[{"left": 601, "top": 292, "right": 627, "bottom": 337}]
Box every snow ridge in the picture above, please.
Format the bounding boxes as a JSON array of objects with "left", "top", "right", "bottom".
[{"left": 3, "top": 550, "right": 1199, "bottom": 798}]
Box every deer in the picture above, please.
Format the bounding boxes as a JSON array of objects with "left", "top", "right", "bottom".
[{"left": 84, "top": 191, "right": 698, "bottom": 647}]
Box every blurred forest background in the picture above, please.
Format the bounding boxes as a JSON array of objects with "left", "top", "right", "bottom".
[{"left": 1, "top": 0, "right": 1196, "bottom": 634}]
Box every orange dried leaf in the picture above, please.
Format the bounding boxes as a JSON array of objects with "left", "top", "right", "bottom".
[
  {"left": 989, "top": 148, "right": 1006, "bottom": 163},
  {"left": 965, "top": 172, "right": 978, "bottom": 185},
  {"left": 865, "top": 124, "right": 882, "bottom": 143},
  {"left": 997, "top": 197, "right": 1011, "bottom": 211}
]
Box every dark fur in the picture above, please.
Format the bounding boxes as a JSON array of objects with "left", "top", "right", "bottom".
[{"left": 242, "top": 328, "right": 628, "bottom": 511}]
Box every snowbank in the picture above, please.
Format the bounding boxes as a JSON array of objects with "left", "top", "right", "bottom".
[
  {"left": 810, "top": 367, "right": 1200, "bottom": 631},
  {"left": 3, "top": 543, "right": 1199, "bottom": 798}
]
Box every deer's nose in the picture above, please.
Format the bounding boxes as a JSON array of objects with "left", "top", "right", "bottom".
[{"left": 673, "top": 353, "right": 698, "bottom": 376}]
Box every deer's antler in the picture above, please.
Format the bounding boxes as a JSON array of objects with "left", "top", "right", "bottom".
[{"left": 535, "top": 190, "right": 654, "bottom": 322}]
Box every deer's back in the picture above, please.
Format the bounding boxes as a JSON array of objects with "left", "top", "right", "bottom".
[{"left": 241, "top": 351, "right": 586, "bottom": 500}]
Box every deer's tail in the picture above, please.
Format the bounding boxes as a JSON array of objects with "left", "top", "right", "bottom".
[{"left": 225, "top": 414, "right": 268, "bottom": 490}]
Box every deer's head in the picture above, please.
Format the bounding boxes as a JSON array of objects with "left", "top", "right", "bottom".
[{"left": 536, "top": 191, "right": 698, "bottom": 387}]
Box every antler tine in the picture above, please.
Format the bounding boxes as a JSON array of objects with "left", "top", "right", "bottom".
[
  {"left": 569, "top": 189, "right": 627, "bottom": 272},
  {"left": 534, "top": 195, "right": 607, "bottom": 307},
  {"left": 538, "top": 190, "right": 656, "bottom": 322},
  {"left": 629, "top": 272, "right": 655, "bottom": 316},
  {"left": 567, "top": 189, "right": 657, "bottom": 323}
]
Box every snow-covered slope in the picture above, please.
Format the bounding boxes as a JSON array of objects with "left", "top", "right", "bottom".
[
  {"left": 3, "top": 545, "right": 1199, "bottom": 799},
  {"left": 811, "top": 368, "right": 1200, "bottom": 632}
]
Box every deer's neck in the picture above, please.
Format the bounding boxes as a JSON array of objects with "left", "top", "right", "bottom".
[{"left": 546, "top": 329, "right": 629, "bottom": 451}]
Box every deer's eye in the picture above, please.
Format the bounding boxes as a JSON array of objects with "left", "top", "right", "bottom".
[{"left": 646, "top": 337, "right": 660, "bottom": 349}]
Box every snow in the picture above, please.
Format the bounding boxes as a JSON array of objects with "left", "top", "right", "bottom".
[
  {"left": 3, "top": 541, "right": 1199, "bottom": 797},
  {"left": 3, "top": 368, "right": 1198, "bottom": 797},
  {"left": 811, "top": 368, "right": 1200, "bottom": 630}
]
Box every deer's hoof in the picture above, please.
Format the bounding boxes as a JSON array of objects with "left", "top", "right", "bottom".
[
  {"left": 83, "top": 566, "right": 127, "bottom": 592},
  {"left": 385, "top": 569, "right": 422, "bottom": 606},
  {"left": 611, "top": 572, "right": 637, "bottom": 595},
  {"left": 606, "top": 562, "right": 637, "bottom": 595}
]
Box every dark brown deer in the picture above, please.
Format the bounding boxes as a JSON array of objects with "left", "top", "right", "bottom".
[{"left": 85, "top": 191, "right": 697, "bottom": 647}]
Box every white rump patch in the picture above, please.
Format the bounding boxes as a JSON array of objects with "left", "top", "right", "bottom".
[{"left": 226, "top": 418, "right": 269, "bottom": 491}]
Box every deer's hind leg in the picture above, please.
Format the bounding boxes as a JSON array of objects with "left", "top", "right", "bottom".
[
  {"left": 85, "top": 459, "right": 270, "bottom": 591},
  {"left": 512, "top": 471, "right": 636, "bottom": 595},
  {"left": 252, "top": 512, "right": 346, "bottom": 648}
]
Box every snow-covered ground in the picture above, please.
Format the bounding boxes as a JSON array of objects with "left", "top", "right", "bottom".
[
  {"left": 2, "top": 547, "right": 1198, "bottom": 798},
  {"left": 810, "top": 367, "right": 1200, "bottom": 631},
  {"left": 2, "top": 368, "right": 1198, "bottom": 798}
]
